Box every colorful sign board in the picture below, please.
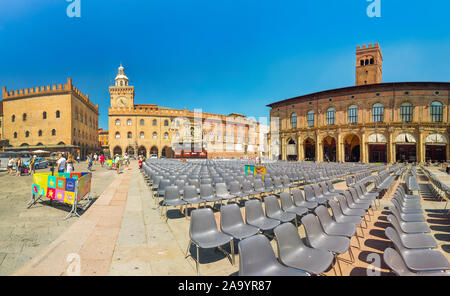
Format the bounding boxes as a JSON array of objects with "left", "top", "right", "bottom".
[
  {"left": 32, "top": 172, "right": 92, "bottom": 205},
  {"left": 245, "top": 165, "right": 266, "bottom": 180}
]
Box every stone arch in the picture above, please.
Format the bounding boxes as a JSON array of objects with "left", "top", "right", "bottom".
[
  {"left": 425, "top": 133, "right": 447, "bottom": 162},
  {"left": 138, "top": 146, "right": 147, "bottom": 157},
  {"left": 303, "top": 136, "right": 315, "bottom": 161},
  {"left": 322, "top": 136, "right": 336, "bottom": 162},
  {"left": 150, "top": 146, "right": 159, "bottom": 156},
  {"left": 113, "top": 146, "right": 122, "bottom": 156},
  {"left": 126, "top": 146, "right": 135, "bottom": 156},
  {"left": 161, "top": 146, "right": 174, "bottom": 158},
  {"left": 286, "top": 137, "right": 298, "bottom": 161},
  {"left": 343, "top": 134, "right": 360, "bottom": 162}
]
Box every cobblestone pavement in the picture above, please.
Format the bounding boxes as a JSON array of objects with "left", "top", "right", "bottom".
[{"left": 0, "top": 162, "right": 116, "bottom": 275}]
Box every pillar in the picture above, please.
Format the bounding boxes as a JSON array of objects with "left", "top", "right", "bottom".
[
  {"left": 316, "top": 135, "right": 322, "bottom": 162},
  {"left": 281, "top": 137, "right": 287, "bottom": 161},
  {"left": 417, "top": 130, "right": 424, "bottom": 163},
  {"left": 360, "top": 132, "right": 367, "bottom": 163},
  {"left": 337, "top": 134, "right": 343, "bottom": 162},
  {"left": 297, "top": 136, "right": 304, "bottom": 162},
  {"left": 388, "top": 132, "right": 395, "bottom": 163}
]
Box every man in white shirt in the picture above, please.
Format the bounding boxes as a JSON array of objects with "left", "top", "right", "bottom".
[{"left": 57, "top": 153, "right": 66, "bottom": 173}]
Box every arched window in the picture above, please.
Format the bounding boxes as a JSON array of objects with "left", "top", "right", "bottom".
[
  {"left": 56, "top": 110, "right": 60, "bottom": 118},
  {"left": 127, "top": 119, "right": 132, "bottom": 126},
  {"left": 360, "top": 60, "right": 364, "bottom": 66},
  {"left": 140, "top": 119, "right": 144, "bottom": 126},
  {"left": 115, "top": 132, "right": 120, "bottom": 139},
  {"left": 307, "top": 110, "right": 315, "bottom": 127},
  {"left": 290, "top": 113, "right": 297, "bottom": 128},
  {"left": 164, "top": 132, "right": 169, "bottom": 139},
  {"left": 115, "top": 119, "right": 120, "bottom": 126},
  {"left": 430, "top": 101, "right": 443, "bottom": 122},
  {"left": 25, "top": 131, "right": 30, "bottom": 137},
  {"left": 51, "top": 129, "right": 56, "bottom": 136},
  {"left": 14, "top": 132, "right": 17, "bottom": 138},
  {"left": 372, "top": 103, "right": 384, "bottom": 122},
  {"left": 43, "top": 112, "right": 47, "bottom": 119},
  {"left": 127, "top": 132, "right": 132, "bottom": 139},
  {"left": 400, "top": 102, "right": 413, "bottom": 122},
  {"left": 152, "top": 132, "right": 157, "bottom": 139},
  {"left": 326, "top": 107, "right": 335, "bottom": 125},
  {"left": 152, "top": 119, "right": 157, "bottom": 126},
  {"left": 23, "top": 113, "right": 27, "bottom": 121},
  {"left": 164, "top": 120, "right": 169, "bottom": 126},
  {"left": 370, "top": 58, "right": 374, "bottom": 64},
  {"left": 120, "top": 81, "right": 123, "bottom": 86},
  {"left": 12, "top": 115, "right": 15, "bottom": 122},
  {"left": 38, "top": 130, "right": 42, "bottom": 137},
  {"left": 348, "top": 105, "right": 358, "bottom": 124},
  {"left": 140, "top": 132, "right": 144, "bottom": 139}
]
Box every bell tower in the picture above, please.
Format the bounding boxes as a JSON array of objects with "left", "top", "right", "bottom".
[
  {"left": 355, "top": 43, "right": 383, "bottom": 86},
  {"left": 109, "top": 64, "right": 135, "bottom": 108}
]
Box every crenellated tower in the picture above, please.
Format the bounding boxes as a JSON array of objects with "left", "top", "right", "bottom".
[{"left": 355, "top": 43, "right": 383, "bottom": 86}]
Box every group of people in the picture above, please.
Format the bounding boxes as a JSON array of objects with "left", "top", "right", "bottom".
[{"left": 56, "top": 153, "right": 76, "bottom": 173}]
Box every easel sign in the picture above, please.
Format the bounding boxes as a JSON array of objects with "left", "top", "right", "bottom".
[{"left": 28, "top": 172, "right": 93, "bottom": 219}]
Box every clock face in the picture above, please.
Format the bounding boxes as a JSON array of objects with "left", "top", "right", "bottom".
[{"left": 116, "top": 96, "right": 128, "bottom": 107}]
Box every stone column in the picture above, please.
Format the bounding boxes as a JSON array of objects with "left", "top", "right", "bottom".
[
  {"left": 297, "top": 135, "right": 304, "bottom": 162},
  {"left": 417, "top": 129, "right": 424, "bottom": 163},
  {"left": 281, "top": 137, "right": 286, "bottom": 161},
  {"left": 337, "top": 132, "right": 343, "bottom": 162},
  {"left": 360, "top": 130, "right": 367, "bottom": 163},
  {"left": 388, "top": 131, "right": 395, "bottom": 163},
  {"left": 316, "top": 134, "right": 322, "bottom": 162}
]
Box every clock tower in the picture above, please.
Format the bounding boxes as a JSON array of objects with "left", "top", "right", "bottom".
[{"left": 109, "top": 64, "right": 135, "bottom": 108}]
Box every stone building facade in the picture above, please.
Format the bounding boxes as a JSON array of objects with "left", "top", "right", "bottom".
[
  {"left": 108, "top": 65, "right": 264, "bottom": 159},
  {"left": 2, "top": 78, "right": 99, "bottom": 157},
  {"left": 268, "top": 43, "right": 450, "bottom": 163}
]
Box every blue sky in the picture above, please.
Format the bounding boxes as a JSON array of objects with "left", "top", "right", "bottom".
[{"left": 0, "top": 0, "right": 449, "bottom": 129}]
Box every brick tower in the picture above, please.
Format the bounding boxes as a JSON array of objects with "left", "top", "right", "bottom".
[{"left": 355, "top": 43, "right": 383, "bottom": 86}]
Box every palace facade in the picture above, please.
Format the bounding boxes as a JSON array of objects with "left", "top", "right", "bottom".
[
  {"left": 1, "top": 78, "right": 99, "bottom": 157},
  {"left": 268, "top": 43, "right": 450, "bottom": 163},
  {"left": 108, "top": 65, "right": 264, "bottom": 159}
]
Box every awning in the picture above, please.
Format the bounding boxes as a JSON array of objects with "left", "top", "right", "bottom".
[{"left": 367, "top": 133, "right": 387, "bottom": 144}]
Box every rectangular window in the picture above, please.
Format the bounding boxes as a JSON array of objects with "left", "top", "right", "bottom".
[
  {"left": 326, "top": 110, "right": 335, "bottom": 125},
  {"left": 431, "top": 105, "right": 443, "bottom": 122},
  {"left": 400, "top": 105, "right": 413, "bottom": 122},
  {"left": 372, "top": 107, "right": 384, "bottom": 122},
  {"left": 348, "top": 108, "right": 358, "bottom": 124},
  {"left": 307, "top": 113, "right": 314, "bottom": 127}
]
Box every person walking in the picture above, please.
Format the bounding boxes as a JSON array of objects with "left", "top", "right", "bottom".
[
  {"left": 115, "top": 154, "right": 121, "bottom": 174},
  {"left": 99, "top": 154, "right": 105, "bottom": 167},
  {"left": 138, "top": 155, "right": 143, "bottom": 170},
  {"left": 94, "top": 153, "right": 98, "bottom": 165},
  {"left": 87, "top": 153, "right": 93, "bottom": 171},
  {"left": 77, "top": 155, "right": 80, "bottom": 163},
  {"left": 29, "top": 155, "right": 36, "bottom": 175},
  {"left": 15, "top": 156, "right": 22, "bottom": 176},
  {"left": 66, "top": 154, "right": 75, "bottom": 173},
  {"left": 56, "top": 153, "right": 66, "bottom": 174},
  {"left": 7, "top": 156, "right": 14, "bottom": 175},
  {"left": 124, "top": 153, "right": 130, "bottom": 170}
]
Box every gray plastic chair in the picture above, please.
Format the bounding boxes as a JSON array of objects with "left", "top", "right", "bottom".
[
  {"left": 391, "top": 198, "right": 422, "bottom": 214},
  {"left": 314, "top": 205, "right": 357, "bottom": 238},
  {"left": 292, "top": 189, "right": 318, "bottom": 209},
  {"left": 264, "top": 195, "right": 297, "bottom": 225},
  {"left": 385, "top": 227, "right": 450, "bottom": 272},
  {"left": 187, "top": 208, "right": 234, "bottom": 276},
  {"left": 175, "top": 179, "right": 187, "bottom": 195},
  {"left": 389, "top": 204, "right": 425, "bottom": 222},
  {"left": 228, "top": 181, "right": 242, "bottom": 203},
  {"left": 157, "top": 179, "right": 171, "bottom": 197},
  {"left": 238, "top": 235, "right": 309, "bottom": 276},
  {"left": 312, "top": 184, "right": 328, "bottom": 202},
  {"left": 274, "top": 222, "right": 334, "bottom": 275},
  {"left": 215, "top": 183, "right": 235, "bottom": 201},
  {"left": 328, "top": 199, "right": 363, "bottom": 225},
  {"left": 220, "top": 204, "right": 259, "bottom": 240},
  {"left": 304, "top": 185, "right": 327, "bottom": 204},
  {"left": 183, "top": 185, "right": 206, "bottom": 207},
  {"left": 301, "top": 213, "right": 352, "bottom": 275},
  {"left": 335, "top": 194, "right": 367, "bottom": 217},
  {"left": 319, "top": 182, "right": 339, "bottom": 200},
  {"left": 386, "top": 215, "right": 437, "bottom": 249},
  {"left": 327, "top": 180, "right": 345, "bottom": 195},
  {"left": 384, "top": 248, "right": 450, "bottom": 276},
  {"left": 280, "top": 192, "right": 308, "bottom": 217},
  {"left": 388, "top": 210, "right": 430, "bottom": 233},
  {"left": 162, "top": 185, "right": 187, "bottom": 219},
  {"left": 244, "top": 199, "right": 280, "bottom": 231},
  {"left": 200, "top": 183, "right": 222, "bottom": 206}
]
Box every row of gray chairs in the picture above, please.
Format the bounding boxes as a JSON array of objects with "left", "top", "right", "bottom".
[{"left": 383, "top": 184, "right": 450, "bottom": 275}]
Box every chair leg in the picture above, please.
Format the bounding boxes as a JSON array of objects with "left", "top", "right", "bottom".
[
  {"left": 196, "top": 245, "right": 200, "bottom": 276},
  {"left": 185, "top": 240, "right": 191, "bottom": 257},
  {"left": 335, "top": 254, "right": 343, "bottom": 276},
  {"left": 230, "top": 239, "right": 235, "bottom": 265},
  {"left": 355, "top": 233, "right": 362, "bottom": 250}
]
